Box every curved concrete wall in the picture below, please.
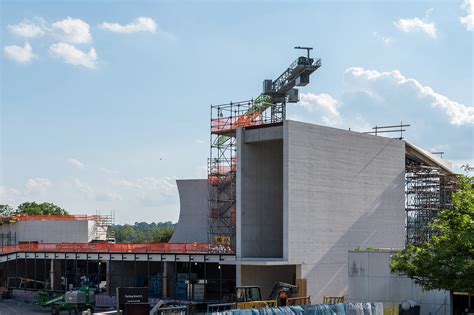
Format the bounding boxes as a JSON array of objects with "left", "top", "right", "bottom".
[{"left": 170, "top": 179, "right": 209, "bottom": 243}]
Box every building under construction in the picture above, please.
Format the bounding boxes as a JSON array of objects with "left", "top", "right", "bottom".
[{"left": 0, "top": 48, "right": 459, "bottom": 312}]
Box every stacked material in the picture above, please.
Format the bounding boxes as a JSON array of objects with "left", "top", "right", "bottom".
[
  {"left": 207, "top": 303, "right": 384, "bottom": 315},
  {"left": 149, "top": 273, "right": 163, "bottom": 298},
  {"left": 176, "top": 273, "right": 188, "bottom": 300},
  {"left": 95, "top": 294, "right": 116, "bottom": 308}
]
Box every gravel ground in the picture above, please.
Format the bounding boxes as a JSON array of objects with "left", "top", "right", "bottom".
[{"left": 0, "top": 299, "right": 50, "bottom": 315}]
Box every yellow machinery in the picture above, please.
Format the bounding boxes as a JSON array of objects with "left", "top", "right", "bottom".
[{"left": 323, "top": 296, "right": 345, "bottom": 304}]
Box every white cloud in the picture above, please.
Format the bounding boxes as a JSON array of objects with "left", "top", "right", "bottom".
[
  {"left": 0, "top": 186, "right": 22, "bottom": 204},
  {"left": 49, "top": 43, "right": 98, "bottom": 69},
  {"left": 460, "top": 0, "right": 474, "bottom": 31},
  {"left": 51, "top": 17, "right": 92, "bottom": 44},
  {"left": 112, "top": 177, "right": 177, "bottom": 195},
  {"left": 99, "top": 17, "right": 157, "bottom": 34},
  {"left": 95, "top": 191, "right": 123, "bottom": 202},
  {"left": 99, "top": 167, "right": 118, "bottom": 175},
  {"left": 344, "top": 67, "right": 474, "bottom": 126},
  {"left": 68, "top": 158, "right": 85, "bottom": 169},
  {"left": 25, "top": 178, "right": 52, "bottom": 194},
  {"left": 372, "top": 32, "right": 394, "bottom": 46},
  {"left": 73, "top": 179, "right": 93, "bottom": 196},
  {"left": 297, "top": 93, "right": 341, "bottom": 126},
  {"left": 8, "top": 17, "right": 46, "bottom": 38},
  {"left": 112, "top": 176, "right": 177, "bottom": 207},
  {"left": 394, "top": 9, "right": 437, "bottom": 38},
  {"left": 3, "top": 42, "right": 37, "bottom": 64}
]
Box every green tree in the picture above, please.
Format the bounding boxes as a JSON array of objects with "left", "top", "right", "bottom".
[
  {"left": 15, "top": 202, "right": 69, "bottom": 216},
  {"left": 0, "top": 205, "right": 13, "bottom": 216},
  {"left": 390, "top": 170, "right": 474, "bottom": 293},
  {"left": 110, "top": 222, "right": 175, "bottom": 243}
]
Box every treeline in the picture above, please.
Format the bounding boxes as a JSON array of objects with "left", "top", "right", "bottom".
[
  {"left": 0, "top": 202, "right": 69, "bottom": 216},
  {"left": 110, "top": 222, "right": 176, "bottom": 243}
]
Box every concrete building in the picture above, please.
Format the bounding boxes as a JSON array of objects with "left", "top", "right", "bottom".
[
  {"left": 231, "top": 120, "right": 407, "bottom": 301},
  {"left": 0, "top": 215, "right": 109, "bottom": 245},
  {"left": 348, "top": 250, "right": 450, "bottom": 315},
  {"left": 0, "top": 119, "right": 455, "bottom": 312}
]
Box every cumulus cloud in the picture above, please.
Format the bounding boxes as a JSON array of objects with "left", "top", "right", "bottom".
[
  {"left": 51, "top": 17, "right": 92, "bottom": 44},
  {"left": 8, "top": 17, "right": 46, "bottom": 38},
  {"left": 95, "top": 192, "right": 123, "bottom": 202},
  {"left": 25, "top": 178, "right": 52, "bottom": 194},
  {"left": 49, "top": 43, "right": 98, "bottom": 69},
  {"left": 0, "top": 186, "right": 22, "bottom": 204},
  {"left": 344, "top": 67, "right": 473, "bottom": 126},
  {"left": 68, "top": 158, "right": 85, "bottom": 169},
  {"left": 112, "top": 176, "right": 177, "bottom": 206},
  {"left": 73, "top": 179, "right": 93, "bottom": 196},
  {"left": 3, "top": 42, "right": 37, "bottom": 64},
  {"left": 460, "top": 0, "right": 474, "bottom": 31},
  {"left": 99, "top": 167, "right": 118, "bottom": 175},
  {"left": 99, "top": 17, "right": 157, "bottom": 34},
  {"left": 394, "top": 9, "right": 436, "bottom": 38},
  {"left": 372, "top": 32, "right": 394, "bottom": 46},
  {"left": 297, "top": 93, "right": 341, "bottom": 126}
]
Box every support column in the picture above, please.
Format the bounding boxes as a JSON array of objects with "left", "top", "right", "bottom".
[{"left": 50, "top": 260, "right": 54, "bottom": 290}]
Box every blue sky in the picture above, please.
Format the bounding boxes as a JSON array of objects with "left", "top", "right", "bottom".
[{"left": 1, "top": 0, "right": 473, "bottom": 224}]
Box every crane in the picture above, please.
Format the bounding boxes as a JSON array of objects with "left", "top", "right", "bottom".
[{"left": 217, "top": 46, "right": 321, "bottom": 145}]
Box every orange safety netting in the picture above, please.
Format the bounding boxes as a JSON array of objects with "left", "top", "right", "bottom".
[
  {"left": 1, "top": 215, "right": 103, "bottom": 222},
  {"left": 211, "top": 113, "right": 263, "bottom": 133},
  {"left": 0, "top": 243, "right": 233, "bottom": 255}
]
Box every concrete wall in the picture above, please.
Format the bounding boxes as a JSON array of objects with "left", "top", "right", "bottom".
[
  {"left": 237, "top": 126, "right": 284, "bottom": 258},
  {"left": 285, "top": 120, "right": 406, "bottom": 303},
  {"left": 170, "top": 179, "right": 209, "bottom": 243},
  {"left": 239, "top": 265, "right": 296, "bottom": 299},
  {"left": 0, "top": 220, "right": 93, "bottom": 243},
  {"left": 348, "top": 251, "right": 450, "bottom": 315}
]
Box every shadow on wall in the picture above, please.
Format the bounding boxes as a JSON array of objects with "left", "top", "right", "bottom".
[{"left": 301, "top": 167, "right": 406, "bottom": 302}]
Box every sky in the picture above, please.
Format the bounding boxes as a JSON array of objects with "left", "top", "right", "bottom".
[{"left": 1, "top": 0, "right": 473, "bottom": 224}]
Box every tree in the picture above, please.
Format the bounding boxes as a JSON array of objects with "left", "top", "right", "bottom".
[
  {"left": 0, "top": 205, "right": 13, "bottom": 216},
  {"left": 15, "top": 202, "right": 69, "bottom": 216},
  {"left": 110, "top": 222, "right": 176, "bottom": 243},
  {"left": 390, "top": 170, "right": 474, "bottom": 293}
]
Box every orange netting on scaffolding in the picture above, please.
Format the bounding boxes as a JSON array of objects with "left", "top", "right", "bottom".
[
  {"left": 0, "top": 243, "right": 233, "bottom": 255},
  {"left": 0, "top": 215, "right": 107, "bottom": 225},
  {"left": 211, "top": 113, "right": 263, "bottom": 133}
]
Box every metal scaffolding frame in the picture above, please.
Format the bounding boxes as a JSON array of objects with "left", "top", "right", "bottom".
[
  {"left": 405, "top": 161, "right": 456, "bottom": 244},
  {"left": 208, "top": 100, "right": 284, "bottom": 249}
]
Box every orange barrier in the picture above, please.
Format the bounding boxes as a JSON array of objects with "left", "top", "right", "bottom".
[
  {"left": 211, "top": 114, "right": 263, "bottom": 133},
  {"left": 1, "top": 215, "right": 105, "bottom": 223},
  {"left": 0, "top": 243, "right": 233, "bottom": 255}
]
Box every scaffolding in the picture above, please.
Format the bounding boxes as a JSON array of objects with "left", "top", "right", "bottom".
[
  {"left": 93, "top": 211, "right": 115, "bottom": 242},
  {"left": 405, "top": 162, "right": 456, "bottom": 244},
  {"left": 208, "top": 100, "right": 285, "bottom": 248},
  {"left": 208, "top": 49, "right": 322, "bottom": 249}
]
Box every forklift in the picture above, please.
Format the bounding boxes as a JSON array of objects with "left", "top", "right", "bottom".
[{"left": 235, "top": 282, "right": 299, "bottom": 302}]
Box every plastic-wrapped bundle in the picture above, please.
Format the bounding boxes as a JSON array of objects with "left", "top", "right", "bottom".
[
  {"left": 363, "top": 303, "right": 372, "bottom": 315},
  {"left": 373, "top": 303, "right": 383, "bottom": 315},
  {"left": 303, "top": 304, "right": 336, "bottom": 315},
  {"left": 347, "top": 303, "right": 364, "bottom": 315},
  {"left": 329, "top": 303, "right": 346, "bottom": 315}
]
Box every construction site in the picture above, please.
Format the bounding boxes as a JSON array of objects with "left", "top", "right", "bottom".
[{"left": 0, "top": 48, "right": 468, "bottom": 315}]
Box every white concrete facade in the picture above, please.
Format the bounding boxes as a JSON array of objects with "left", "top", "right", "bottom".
[
  {"left": 348, "top": 251, "right": 450, "bottom": 315},
  {"left": 170, "top": 179, "right": 209, "bottom": 243},
  {"left": 285, "top": 121, "right": 406, "bottom": 302},
  {"left": 235, "top": 120, "right": 406, "bottom": 303},
  {"left": 0, "top": 219, "right": 100, "bottom": 244}
]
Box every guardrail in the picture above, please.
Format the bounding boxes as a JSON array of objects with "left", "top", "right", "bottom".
[{"left": 0, "top": 243, "right": 234, "bottom": 255}]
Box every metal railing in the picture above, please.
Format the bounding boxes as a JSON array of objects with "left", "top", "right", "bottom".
[{"left": 0, "top": 243, "right": 233, "bottom": 255}]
